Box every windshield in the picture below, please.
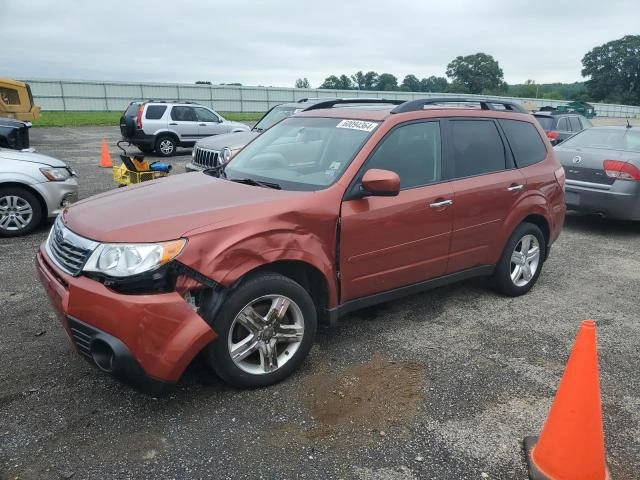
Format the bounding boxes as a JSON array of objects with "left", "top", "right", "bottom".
[
  {"left": 253, "top": 106, "right": 300, "bottom": 132},
  {"left": 561, "top": 128, "right": 640, "bottom": 152},
  {"left": 534, "top": 115, "right": 554, "bottom": 130},
  {"left": 225, "top": 117, "right": 378, "bottom": 191}
]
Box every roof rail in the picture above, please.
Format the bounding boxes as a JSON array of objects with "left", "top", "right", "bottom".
[
  {"left": 390, "top": 97, "right": 528, "bottom": 114},
  {"left": 303, "top": 98, "right": 406, "bottom": 111},
  {"left": 143, "top": 99, "right": 197, "bottom": 104}
]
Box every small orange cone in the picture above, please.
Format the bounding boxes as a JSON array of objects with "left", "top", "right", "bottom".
[
  {"left": 524, "top": 320, "right": 610, "bottom": 480},
  {"left": 99, "top": 139, "right": 113, "bottom": 168}
]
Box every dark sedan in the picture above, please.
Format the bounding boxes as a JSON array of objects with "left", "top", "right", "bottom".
[{"left": 554, "top": 126, "right": 640, "bottom": 221}]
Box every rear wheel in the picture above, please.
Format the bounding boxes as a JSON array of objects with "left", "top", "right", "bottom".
[
  {"left": 0, "top": 187, "right": 43, "bottom": 237},
  {"left": 492, "top": 222, "right": 546, "bottom": 296},
  {"left": 155, "top": 135, "right": 176, "bottom": 157},
  {"left": 203, "top": 273, "right": 317, "bottom": 389}
]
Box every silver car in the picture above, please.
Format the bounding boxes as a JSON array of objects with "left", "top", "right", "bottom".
[
  {"left": 120, "top": 101, "right": 250, "bottom": 157},
  {"left": 0, "top": 148, "right": 78, "bottom": 236},
  {"left": 554, "top": 125, "right": 640, "bottom": 221}
]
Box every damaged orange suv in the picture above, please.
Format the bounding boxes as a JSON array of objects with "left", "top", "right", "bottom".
[{"left": 36, "top": 98, "right": 565, "bottom": 393}]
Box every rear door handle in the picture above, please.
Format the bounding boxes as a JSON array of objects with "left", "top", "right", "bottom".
[
  {"left": 169, "top": 122, "right": 178, "bottom": 125},
  {"left": 199, "top": 123, "right": 207, "bottom": 126},
  {"left": 507, "top": 184, "right": 524, "bottom": 192},
  {"left": 429, "top": 199, "right": 453, "bottom": 208}
]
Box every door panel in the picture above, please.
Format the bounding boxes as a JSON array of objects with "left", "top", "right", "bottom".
[
  {"left": 169, "top": 106, "right": 199, "bottom": 141},
  {"left": 195, "top": 107, "right": 224, "bottom": 137},
  {"left": 447, "top": 169, "right": 526, "bottom": 273},
  {"left": 340, "top": 182, "right": 454, "bottom": 301}
]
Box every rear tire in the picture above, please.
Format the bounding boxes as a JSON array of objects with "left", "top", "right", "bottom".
[
  {"left": 203, "top": 273, "right": 317, "bottom": 389},
  {"left": 0, "top": 187, "right": 43, "bottom": 237},
  {"left": 492, "top": 222, "right": 546, "bottom": 296},
  {"left": 155, "top": 135, "right": 177, "bottom": 157}
]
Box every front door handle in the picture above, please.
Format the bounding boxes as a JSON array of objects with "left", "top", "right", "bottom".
[
  {"left": 507, "top": 184, "right": 524, "bottom": 192},
  {"left": 199, "top": 123, "right": 207, "bottom": 126},
  {"left": 169, "top": 122, "right": 178, "bottom": 126},
  {"left": 429, "top": 199, "right": 453, "bottom": 208}
]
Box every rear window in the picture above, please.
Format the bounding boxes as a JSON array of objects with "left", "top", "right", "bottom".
[
  {"left": 499, "top": 120, "right": 547, "bottom": 168},
  {"left": 561, "top": 128, "right": 640, "bottom": 152},
  {"left": 145, "top": 105, "right": 167, "bottom": 120},
  {"left": 533, "top": 115, "right": 553, "bottom": 130},
  {"left": 124, "top": 102, "right": 140, "bottom": 116}
]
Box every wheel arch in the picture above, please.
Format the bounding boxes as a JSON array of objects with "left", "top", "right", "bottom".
[{"left": 0, "top": 181, "right": 48, "bottom": 219}]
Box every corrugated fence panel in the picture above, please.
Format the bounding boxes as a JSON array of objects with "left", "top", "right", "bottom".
[{"left": 21, "top": 79, "right": 640, "bottom": 117}]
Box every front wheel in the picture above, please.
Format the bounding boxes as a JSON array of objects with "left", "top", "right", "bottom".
[
  {"left": 0, "top": 187, "right": 43, "bottom": 237},
  {"left": 203, "top": 273, "right": 317, "bottom": 388},
  {"left": 492, "top": 222, "right": 546, "bottom": 296}
]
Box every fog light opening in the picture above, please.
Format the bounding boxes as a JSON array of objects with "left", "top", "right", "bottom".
[{"left": 91, "top": 340, "right": 115, "bottom": 373}]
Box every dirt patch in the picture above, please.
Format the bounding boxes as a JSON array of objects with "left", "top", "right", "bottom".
[{"left": 303, "top": 354, "right": 426, "bottom": 438}]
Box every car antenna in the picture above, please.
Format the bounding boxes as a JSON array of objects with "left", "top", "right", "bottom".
[{"left": 626, "top": 117, "right": 632, "bottom": 129}]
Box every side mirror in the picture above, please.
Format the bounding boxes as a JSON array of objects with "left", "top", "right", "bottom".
[{"left": 361, "top": 169, "right": 400, "bottom": 197}]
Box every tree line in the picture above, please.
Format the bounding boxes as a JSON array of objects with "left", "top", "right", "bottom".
[{"left": 294, "top": 35, "right": 640, "bottom": 106}]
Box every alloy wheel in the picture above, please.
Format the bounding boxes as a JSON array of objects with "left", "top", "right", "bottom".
[
  {"left": 228, "top": 294, "right": 305, "bottom": 375},
  {"left": 159, "top": 139, "right": 174, "bottom": 155},
  {"left": 0, "top": 195, "right": 33, "bottom": 232},
  {"left": 510, "top": 234, "right": 541, "bottom": 287}
]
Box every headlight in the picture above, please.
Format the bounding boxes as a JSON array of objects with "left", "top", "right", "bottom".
[
  {"left": 83, "top": 239, "right": 186, "bottom": 277},
  {"left": 40, "top": 167, "right": 71, "bottom": 181},
  {"left": 221, "top": 147, "right": 232, "bottom": 164}
]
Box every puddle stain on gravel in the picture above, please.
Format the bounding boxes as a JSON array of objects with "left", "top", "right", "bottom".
[{"left": 302, "top": 354, "right": 426, "bottom": 439}]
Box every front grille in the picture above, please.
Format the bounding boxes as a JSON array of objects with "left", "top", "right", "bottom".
[
  {"left": 68, "top": 318, "right": 94, "bottom": 359},
  {"left": 193, "top": 147, "right": 220, "bottom": 168},
  {"left": 47, "top": 219, "right": 97, "bottom": 276}
]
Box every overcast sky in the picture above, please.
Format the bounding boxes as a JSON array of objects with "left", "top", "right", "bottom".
[{"left": 2, "top": 0, "right": 638, "bottom": 88}]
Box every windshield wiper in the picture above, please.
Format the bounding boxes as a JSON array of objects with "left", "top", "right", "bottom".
[
  {"left": 203, "top": 163, "right": 227, "bottom": 178},
  {"left": 253, "top": 126, "right": 264, "bottom": 132},
  {"left": 230, "top": 178, "right": 281, "bottom": 189}
]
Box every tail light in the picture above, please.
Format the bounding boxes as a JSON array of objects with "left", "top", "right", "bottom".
[
  {"left": 136, "top": 104, "right": 144, "bottom": 129},
  {"left": 603, "top": 160, "right": 640, "bottom": 181},
  {"left": 554, "top": 166, "right": 566, "bottom": 191},
  {"left": 546, "top": 131, "right": 560, "bottom": 141}
]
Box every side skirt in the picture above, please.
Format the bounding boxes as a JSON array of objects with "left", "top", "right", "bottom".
[{"left": 327, "top": 265, "right": 495, "bottom": 326}]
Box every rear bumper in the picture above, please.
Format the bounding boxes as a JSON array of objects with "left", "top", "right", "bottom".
[
  {"left": 122, "top": 130, "right": 156, "bottom": 148},
  {"left": 565, "top": 181, "right": 640, "bottom": 221},
  {"left": 35, "top": 247, "right": 217, "bottom": 392}
]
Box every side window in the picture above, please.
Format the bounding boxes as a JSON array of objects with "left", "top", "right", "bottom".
[
  {"left": 450, "top": 120, "right": 506, "bottom": 178},
  {"left": 0, "top": 87, "right": 20, "bottom": 105},
  {"left": 171, "top": 106, "right": 197, "bottom": 121},
  {"left": 569, "top": 117, "right": 582, "bottom": 132},
  {"left": 364, "top": 121, "right": 441, "bottom": 189},
  {"left": 499, "top": 119, "right": 547, "bottom": 168},
  {"left": 556, "top": 117, "right": 569, "bottom": 131},
  {"left": 145, "top": 105, "right": 167, "bottom": 120},
  {"left": 195, "top": 107, "right": 219, "bottom": 122}
]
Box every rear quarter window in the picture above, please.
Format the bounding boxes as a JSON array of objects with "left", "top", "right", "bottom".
[
  {"left": 499, "top": 119, "right": 547, "bottom": 168},
  {"left": 145, "top": 105, "right": 167, "bottom": 120}
]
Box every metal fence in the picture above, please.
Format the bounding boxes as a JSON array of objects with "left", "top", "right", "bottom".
[{"left": 23, "top": 79, "right": 640, "bottom": 118}]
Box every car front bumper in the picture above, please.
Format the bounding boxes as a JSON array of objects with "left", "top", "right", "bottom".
[
  {"left": 565, "top": 179, "right": 640, "bottom": 221},
  {"left": 185, "top": 161, "right": 205, "bottom": 172},
  {"left": 36, "top": 246, "right": 217, "bottom": 393},
  {"left": 33, "top": 178, "right": 79, "bottom": 218}
]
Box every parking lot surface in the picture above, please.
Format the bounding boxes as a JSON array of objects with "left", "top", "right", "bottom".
[{"left": 1, "top": 126, "right": 639, "bottom": 480}]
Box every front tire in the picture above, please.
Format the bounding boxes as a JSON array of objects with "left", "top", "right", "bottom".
[
  {"left": 492, "top": 222, "right": 546, "bottom": 296},
  {"left": 203, "top": 273, "right": 317, "bottom": 389},
  {"left": 154, "top": 135, "right": 176, "bottom": 157},
  {"left": 0, "top": 187, "right": 43, "bottom": 237}
]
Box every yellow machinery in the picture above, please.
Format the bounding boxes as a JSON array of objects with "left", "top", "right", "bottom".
[{"left": 0, "top": 78, "right": 41, "bottom": 121}]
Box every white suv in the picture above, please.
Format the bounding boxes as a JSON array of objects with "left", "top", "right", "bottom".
[{"left": 119, "top": 101, "right": 250, "bottom": 157}]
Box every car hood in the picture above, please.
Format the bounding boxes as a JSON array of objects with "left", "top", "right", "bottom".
[
  {"left": 61, "top": 172, "right": 307, "bottom": 243},
  {"left": 196, "top": 131, "right": 258, "bottom": 151},
  {"left": 224, "top": 120, "right": 251, "bottom": 131},
  {"left": 0, "top": 149, "right": 66, "bottom": 167}
]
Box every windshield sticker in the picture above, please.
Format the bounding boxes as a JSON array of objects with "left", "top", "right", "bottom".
[
  {"left": 329, "top": 161, "right": 341, "bottom": 170},
  {"left": 336, "top": 119, "right": 378, "bottom": 132},
  {"left": 324, "top": 169, "right": 338, "bottom": 177}
]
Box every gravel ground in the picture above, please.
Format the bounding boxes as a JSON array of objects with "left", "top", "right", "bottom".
[{"left": 0, "top": 126, "right": 639, "bottom": 480}]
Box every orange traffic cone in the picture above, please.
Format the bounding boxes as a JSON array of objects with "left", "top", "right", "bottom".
[
  {"left": 523, "top": 320, "right": 609, "bottom": 480},
  {"left": 99, "top": 139, "right": 113, "bottom": 168}
]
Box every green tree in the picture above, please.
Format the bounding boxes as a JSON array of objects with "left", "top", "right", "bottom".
[
  {"left": 351, "top": 71, "right": 366, "bottom": 90},
  {"left": 582, "top": 35, "right": 640, "bottom": 105},
  {"left": 420, "top": 76, "right": 448, "bottom": 93},
  {"left": 320, "top": 75, "right": 353, "bottom": 90},
  {"left": 401, "top": 74, "right": 421, "bottom": 92},
  {"left": 195, "top": 80, "right": 212, "bottom": 85},
  {"left": 363, "top": 71, "right": 379, "bottom": 90},
  {"left": 445, "top": 53, "right": 505, "bottom": 94},
  {"left": 295, "top": 78, "right": 311, "bottom": 88},
  {"left": 376, "top": 73, "right": 398, "bottom": 91}
]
